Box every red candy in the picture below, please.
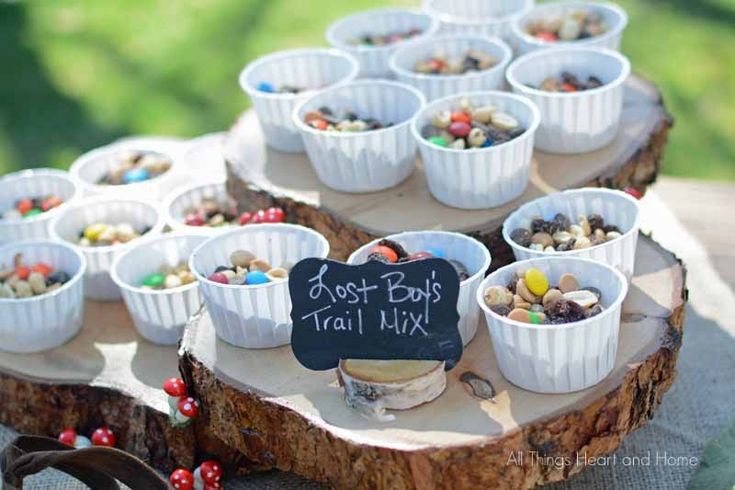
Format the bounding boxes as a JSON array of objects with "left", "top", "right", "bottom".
[
  {"left": 623, "top": 187, "right": 644, "bottom": 200},
  {"left": 91, "top": 427, "right": 116, "bottom": 447},
  {"left": 184, "top": 213, "right": 206, "bottom": 226},
  {"left": 264, "top": 207, "right": 285, "bottom": 223},
  {"left": 41, "top": 196, "right": 63, "bottom": 212},
  {"left": 561, "top": 82, "right": 577, "bottom": 92},
  {"left": 309, "top": 119, "right": 328, "bottom": 131},
  {"left": 450, "top": 111, "right": 472, "bottom": 125},
  {"left": 408, "top": 251, "right": 433, "bottom": 261},
  {"left": 448, "top": 121, "right": 471, "bottom": 138},
  {"left": 15, "top": 266, "right": 30, "bottom": 280},
  {"left": 31, "top": 263, "right": 54, "bottom": 277},
  {"left": 372, "top": 245, "right": 398, "bottom": 263},
  {"left": 534, "top": 31, "right": 558, "bottom": 42},
  {"left": 207, "top": 272, "right": 228, "bottom": 284},
  {"left": 16, "top": 199, "right": 33, "bottom": 214},
  {"left": 58, "top": 428, "right": 77, "bottom": 446}
]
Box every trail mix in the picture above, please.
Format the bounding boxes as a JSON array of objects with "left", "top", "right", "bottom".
[
  {"left": 525, "top": 10, "right": 607, "bottom": 42},
  {"left": 140, "top": 262, "right": 196, "bottom": 290},
  {"left": 78, "top": 222, "right": 145, "bottom": 247},
  {"left": 97, "top": 150, "right": 172, "bottom": 185},
  {"left": 350, "top": 28, "right": 422, "bottom": 46},
  {"left": 535, "top": 72, "right": 603, "bottom": 92},
  {"left": 483, "top": 268, "right": 603, "bottom": 324},
  {"left": 414, "top": 49, "right": 498, "bottom": 75},
  {"left": 510, "top": 212, "right": 622, "bottom": 252},
  {"left": 304, "top": 107, "right": 391, "bottom": 132},
  {"left": 422, "top": 99, "right": 525, "bottom": 149},
  {"left": 183, "top": 199, "right": 285, "bottom": 227},
  {"left": 256, "top": 81, "right": 304, "bottom": 94},
  {"left": 365, "top": 238, "right": 470, "bottom": 281},
  {"left": 0, "top": 254, "right": 72, "bottom": 299},
  {"left": 2, "top": 195, "right": 63, "bottom": 220},
  {"left": 206, "top": 250, "right": 291, "bottom": 286}
]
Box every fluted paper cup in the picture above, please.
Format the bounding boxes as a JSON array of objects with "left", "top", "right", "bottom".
[
  {"left": 0, "top": 240, "right": 86, "bottom": 353},
  {"left": 347, "top": 231, "right": 491, "bottom": 345},
  {"left": 477, "top": 256, "right": 627, "bottom": 393},
  {"left": 164, "top": 180, "right": 235, "bottom": 237},
  {"left": 422, "top": 0, "right": 534, "bottom": 41},
  {"left": 293, "top": 79, "right": 425, "bottom": 193},
  {"left": 190, "top": 224, "right": 330, "bottom": 349},
  {"left": 412, "top": 91, "right": 540, "bottom": 209},
  {"left": 110, "top": 233, "right": 207, "bottom": 345},
  {"left": 0, "top": 169, "right": 81, "bottom": 243},
  {"left": 512, "top": 1, "right": 628, "bottom": 55},
  {"left": 70, "top": 142, "right": 181, "bottom": 201},
  {"left": 326, "top": 8, "right": 440, "bottom": 78},
  {"left": 239, "top": 48, "right": 359, "bottom": 153},
  {"left": 503, "top": 188, "right": 639, "bottom": 280},
  {"left": 49, "top": 197, "right": 166, "bottom": 300},
  {"left": 389, "top": 35, "right": 513, "bottom": 101},
  {"left": 506, "top": 46, "right": 629, "bottom": 154}
]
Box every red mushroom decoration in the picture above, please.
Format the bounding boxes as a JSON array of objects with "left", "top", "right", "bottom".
[
  {"left": 91, "top": 427, "right": 116, "bottom": 447},
  {"left": 169, "top": 468, "right": 195, "bottom": 490},
  {"left": 196, "top": 460, "right": 223, "bottom": 486},
  {"left": 203, "top": 483, "right": 223, "bottom": 490},
  {"left": 175, "top": 396, "right": 199, "bottom": 424},
  {"left": 164, "top": 377, "right": 188, "bottom": 410},
  {"left": 623, "top": 186, "right": 644, "bottom": 200},
  {"left": 57, "top": 428, "right": 92, "bottom": 448}
]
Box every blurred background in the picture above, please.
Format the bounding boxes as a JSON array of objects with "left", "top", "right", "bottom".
[{"left": 0, "top": 0, "right": 733, "bottom": 179}]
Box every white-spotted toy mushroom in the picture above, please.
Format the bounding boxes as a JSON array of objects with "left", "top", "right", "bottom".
[
  {"left": 57, "top": 428, "right": 92, "bottom": 448},
  {"left": 194, "top": 460, "right": 223, "bottom": 487},
  {"left": 163, "top": 377, "right": 188, "bottom": 410},
  {"left": 169, "top": 468, "right": 195, "bottom": 490},
  {"left": 90, "top": 427, "right": 116, "bottom": 447},
  {"left": 176, "top": 396, "right": 199, "bottom": 423}
]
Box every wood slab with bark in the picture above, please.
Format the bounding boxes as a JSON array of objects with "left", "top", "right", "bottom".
[
  {"left": 224, "top": 74, "right": 672, "bottom": 267},
  {"left": 180, "top": 234, "right": 686, "bottom": 489}
]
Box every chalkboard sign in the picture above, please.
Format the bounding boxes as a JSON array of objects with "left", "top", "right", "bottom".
[{"left": 289, "top": 258, "right": 462, "bottom": 371}]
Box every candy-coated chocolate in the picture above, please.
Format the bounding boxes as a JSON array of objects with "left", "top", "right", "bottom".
[
  {"left": 525, "top": 268, "right": 549, "bottom": 296},
  {"left": 245, "top": 270, "right": 270, "bottom": 285},
  {"left": 207, "top": 272, "right": 229, "bottom": 284}
]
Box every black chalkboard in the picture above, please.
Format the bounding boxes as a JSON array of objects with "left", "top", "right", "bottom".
[{"left": 289, "top": 258, "right": 462, "bottom": 371}]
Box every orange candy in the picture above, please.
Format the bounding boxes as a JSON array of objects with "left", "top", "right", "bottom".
[
  {"left": 309, "top": 119, "right": 328, "bottom": 131},
  {"left": 16, "top": 199, "right": 33, "bottom": 214},
  {"left": 372, "top": 245, "right": 398, "bottom": 263},
  {"left": 15, "top": 266, "right": 30, "bottom": 280},
  {"left": 561, "top": 82, "right": 578, "bottom": 93},
  {"left": 450, "top": 111, "right": 472, "bottom": 125},
  {"left": 32, "top": 262, "right": 54, "bottom": 277}
]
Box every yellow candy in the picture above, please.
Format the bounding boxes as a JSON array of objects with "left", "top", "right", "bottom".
[
  {"left": 524, "top": 268, "right": 549, "bottom": 296},
  {"left": 84, "top": 222, "right": 108, "bottom": 241}
]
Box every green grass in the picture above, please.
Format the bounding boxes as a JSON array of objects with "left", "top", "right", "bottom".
[{"left": 0, "top": 0, "right": 733, "bottom": 179}]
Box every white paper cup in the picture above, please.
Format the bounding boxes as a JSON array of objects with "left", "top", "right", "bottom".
[
  {"left": 49, "top": 197, "right": 166, "bottom": 300},
  {"left": 293, "top": 79, "right": 426, "bottom": 193},
  {"left": 0, "top": 169, "right": 81, "bottom": 243},
  {"left": 326, "top": 8, "right": 440, "bottom": 78},
  {"left": 477, "top": 256, "right": 627, "bottom": 393},
  {"left": 0, "top": 240, "right": 86, "bottom": 353},
  {"left": 388, "top": 35, "right": 513, "bottom": 101},
  {"left": 347, "top": 231, "right": 491, "bottom": 345},
  {"left": 239, "top": 48, "right": 359, "bottom": 153},
  {"left": 70, "top": 142, "right": 182, "bottom": 201},
  {"left": 412, "top": 91, "right": 540, "bottom": 209},
  {"left": 503, "top": 188, "right": 639, "bottom": 280},
  {"left": 422, "top": 0, "right": 534, "bottom": 41},
  {"left": 190, "top": 224, "right": 330, "bottom": 349},
  {"left": 110, "top": 233, "right": 207, "bottom": 345},
  {"left": 506, "top": 46, "right": 630, "bottom": 154},
  {"left": 164, "top": 180, "right": 236, "bottom": 237},
  {"left": 512, "top": 1, "right": 628, "bottom": 55}
]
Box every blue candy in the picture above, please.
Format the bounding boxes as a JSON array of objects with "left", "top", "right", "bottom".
[
  {"left": 122, "top": 167, "right": 150, "bottom": 184},
  {"left": 424, "top": 247, "right": 445, "bottom": 258},
  {"left": 245, "top": 270, "right": 270, "bottom": 285},
  {"left": 481, "top": 139, "right": 493, "bottom": 148},
  {"left": 257, "top": 81, "right": 275, "bottom": 93}
]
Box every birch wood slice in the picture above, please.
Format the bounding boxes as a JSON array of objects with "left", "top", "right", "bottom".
[
  {"left": 224, "top": 74, "right": 672, "bottom": 266},
  {"left": 0, "top": 300, "right": 195, "bottom": 472},
  {"left": 180, "top": 234, "right": 686, "bottom": 489}
]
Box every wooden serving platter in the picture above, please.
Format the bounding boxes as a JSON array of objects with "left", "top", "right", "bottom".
[
  {"left": 224, "top": 74, "right": 672, "bottom": 265},
  {"left": 180, "top": 234, "right": 686, "bottom": 489}
]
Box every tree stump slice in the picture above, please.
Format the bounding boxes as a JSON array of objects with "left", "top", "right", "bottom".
[
  {"left": 0, "top": 300, "right": 196, "bottom": 472},
  {"left": 180, "top": 234, "right": 686, "bottom": 489},
  {"left": 224, "top": 74, "right": 672, "bottom": 267}
]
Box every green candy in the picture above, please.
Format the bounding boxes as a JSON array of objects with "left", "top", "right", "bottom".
[
  {"left": 428, "top": 135, "right": 448, "bottom": 147},
  {"left": 142, "top": 273, "right": 165, "bottom": 288},
  {"left": 528, "top": 311, "right": 543, "bottom": 325},
  {"left": 23, "top": 208, "right": 43, "bottom": 218}
]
